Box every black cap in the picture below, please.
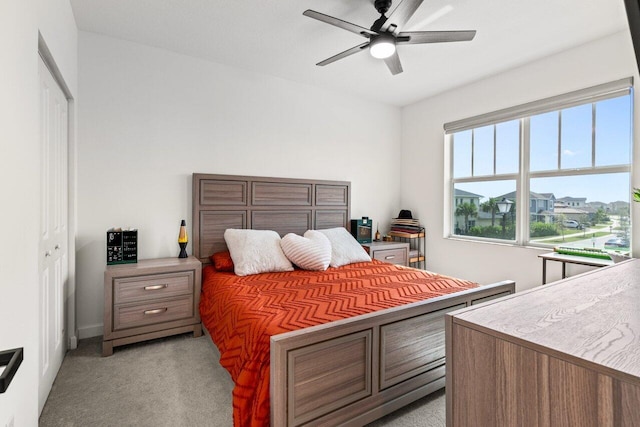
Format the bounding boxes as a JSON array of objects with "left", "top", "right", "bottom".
[{"left": 398, "top": 210, "right": 412, "bottom": 219}]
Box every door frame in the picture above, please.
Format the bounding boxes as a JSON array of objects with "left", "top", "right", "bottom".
[{"left": 38, "top": 34, "right": 78, "bottom": 350}]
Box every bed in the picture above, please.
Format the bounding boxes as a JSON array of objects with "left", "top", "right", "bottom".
[{"left": 192, "top": 173, "right": 515, "bottom": 426}]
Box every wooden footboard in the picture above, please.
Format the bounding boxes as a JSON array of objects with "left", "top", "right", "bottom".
[{"left": 270, "top": 280, "right": 515, "bottom": 426}]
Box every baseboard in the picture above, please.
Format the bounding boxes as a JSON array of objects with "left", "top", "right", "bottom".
[
  {"left": 78, "top": 324, "right": 104, "bottom": 339},
  {"left": 68, "top": 332, "right": 78, "bottom": 350}
]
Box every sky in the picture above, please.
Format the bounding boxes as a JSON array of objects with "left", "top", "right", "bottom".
[{"left": 453, "top": 94, "right": 632, "bottom": 204}]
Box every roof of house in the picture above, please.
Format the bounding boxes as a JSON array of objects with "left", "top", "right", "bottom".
[
  {"left": 454, "top": 189, "right": 483, "bottom": 198},
  {"left": 557, "top": 196, "right": 587, "bottom": 202},
  {"left": 497, "top": 191, "right": 553, "bottom": 200},
  {"left": 553, "top": 206, "right": 589, "bottom": 214}
]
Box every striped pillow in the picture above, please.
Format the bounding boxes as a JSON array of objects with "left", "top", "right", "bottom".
[{"left": 281, "top": 231, "right": 332, "bottom": 271}]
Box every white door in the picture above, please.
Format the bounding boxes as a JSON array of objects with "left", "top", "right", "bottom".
[{"left": 38, "top": 55, "right": 69, "bottom": 414}]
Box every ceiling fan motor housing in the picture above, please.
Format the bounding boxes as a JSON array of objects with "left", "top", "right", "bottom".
[{"left": 374, "top": 0, "right": 392, "bottom": 15}]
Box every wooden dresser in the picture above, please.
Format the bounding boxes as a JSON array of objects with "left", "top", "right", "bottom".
[
  {"left": 103, "top": 256, "right": 202, "bottom": 356},
  {"left": 362, "top": 241, "right": 409, "bottom": 266},
  {"left": 446, "top": 259, "right": 640, "bottom": 426}
]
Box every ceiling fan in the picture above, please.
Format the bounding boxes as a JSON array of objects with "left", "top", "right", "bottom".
[{"left": 303, "top": 0, "right": 476, "bottom": 75}]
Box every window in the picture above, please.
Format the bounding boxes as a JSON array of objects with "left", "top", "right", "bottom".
[{"left": 446, "top": 79, "right": 633, "bottom": 252}]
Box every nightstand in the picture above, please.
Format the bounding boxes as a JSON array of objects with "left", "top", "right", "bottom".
[
  {"left": 103, "top": 256, "right": 202, "bottom": 356},
  {"left": 362, "top": 241, "right": 410, "bottom": 266}
]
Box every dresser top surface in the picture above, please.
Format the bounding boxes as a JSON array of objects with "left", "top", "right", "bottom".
[
  {"left": 105, "top": 256, "right": 201, "bottom": 275},
  {"left": 454, "top": 258, "right": 640, "bottom": 379},
  {"left": 362, "top": 241, "right": 409, "bottom": 250}
]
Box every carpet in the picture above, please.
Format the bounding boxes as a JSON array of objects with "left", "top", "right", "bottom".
[{"left": 39, "top": 333, "right": 445, "bottom": 426}]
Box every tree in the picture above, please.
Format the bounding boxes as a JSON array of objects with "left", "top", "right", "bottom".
[
  {"left": 455, "top": 202, "right": 478, "bottom": 234},
  {"left": 579, "top": 214, "right": 589, "bottom": 226},
  {"left": 480, "top": 197, "right": 500, "bottom": 227},
  {"left": 556, "top": 213, "right": 567, "bottom": 242},
  {"left": 593, "top": 207, "right": 608, "bottom": 225}
]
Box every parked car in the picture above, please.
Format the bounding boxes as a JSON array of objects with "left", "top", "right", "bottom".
[
  {"left": 604, "top": 238, "right": 630, "bottom": 248},
  {"left": 562, "top": 219, "right": 581, "bottom": 229}
]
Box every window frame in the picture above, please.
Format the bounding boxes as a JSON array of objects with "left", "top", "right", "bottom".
[{"left": 444, "top": 78, "right": 634, "bottom": 247}]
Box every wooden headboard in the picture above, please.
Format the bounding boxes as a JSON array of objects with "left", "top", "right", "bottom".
[{"left": 192, "top": 173, "right": 351, "bottom": 264}]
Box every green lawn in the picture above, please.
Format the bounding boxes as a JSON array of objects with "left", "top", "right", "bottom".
[{"left": 541, "top": 231, "right": 610, "bottom": 245}]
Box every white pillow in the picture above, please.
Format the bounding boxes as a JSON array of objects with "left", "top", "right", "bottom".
[
  {"left": 281, "top": 231, "right": 332, "bottom": 271},
  {"left": 223, "top": 229, "right": 293, "bottom": 276},
  {"left": 318, "top": 227, "right": 372, "bottom": 267}
]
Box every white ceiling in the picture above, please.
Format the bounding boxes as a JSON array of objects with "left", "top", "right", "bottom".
[{"left": 70, "top": 0, "right": 629, "bottom": 107}]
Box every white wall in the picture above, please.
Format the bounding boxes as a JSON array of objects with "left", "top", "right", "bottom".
[
  {"left": 401, "top": 31, "right": 640, "bottom": 291},
  {"left": 0, "top": 0, "right": 77, "bottom": 424},
  {"left": 76, "top": 32, "right": 402, "bottom": 337}
]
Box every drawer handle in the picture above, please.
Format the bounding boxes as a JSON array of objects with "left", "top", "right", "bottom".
[
  {"left": 385, "top": 255, "right": 396, "bottom": 260},
  {"left": 144, "top": 308, "right": 168, "bottom": 315},
  {"left": 144, "top": 284, "right": 169, "bottom": 291}
]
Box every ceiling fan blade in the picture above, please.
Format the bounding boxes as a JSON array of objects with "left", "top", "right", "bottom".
[
  {"left": 303, "top": 10, "right": 377, "bottom": 37},
  {"left": 380, "top": 0, "right": 425, "bottom": 33},
  {"left": 383, "top": 51, "right": 403, "bottom": 75},
  {"left": 397, "top": 30, "right": 476, "bottom": 44},
  {"left": 316, "top": 42, "right": 370, "bottom": 66}
]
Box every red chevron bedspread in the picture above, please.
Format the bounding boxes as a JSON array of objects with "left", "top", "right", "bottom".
[{"left": 199, "top": 259, "right": 478, "bottom": 426}]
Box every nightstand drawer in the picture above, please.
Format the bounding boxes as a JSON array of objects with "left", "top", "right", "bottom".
[
  {"left": 113, "top": 296, "right": 194, "bottom": 331},
  {"left": 372, "top": 248, "right": 407, "bottom": 266},
  {"left": 114, "top": 271, "right": 193, "bottom": 304},
  {"left": 103, "top": 256, "right": 202, "bottom": 356}
]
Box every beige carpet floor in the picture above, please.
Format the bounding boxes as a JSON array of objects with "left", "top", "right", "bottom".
[{"left": 39, "top": 333, "right": 445, "bottom": 426}]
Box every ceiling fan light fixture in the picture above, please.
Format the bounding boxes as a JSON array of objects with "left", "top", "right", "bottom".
[{"left": 369, "top": 35, "right": 396, "bottom": 59}]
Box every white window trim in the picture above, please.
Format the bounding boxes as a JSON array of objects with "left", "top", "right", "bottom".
[{"left": 444, "top": 78, "right": 634, "bottom": 246}]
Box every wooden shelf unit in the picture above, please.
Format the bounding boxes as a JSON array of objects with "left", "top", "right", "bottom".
[{"left": 389, "top": 230, "right": 425, "bottom": 268}]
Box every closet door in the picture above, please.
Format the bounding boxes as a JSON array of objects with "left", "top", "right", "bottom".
[{"left": 38, "top": 55, "right": 69, "bottom": 414}]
